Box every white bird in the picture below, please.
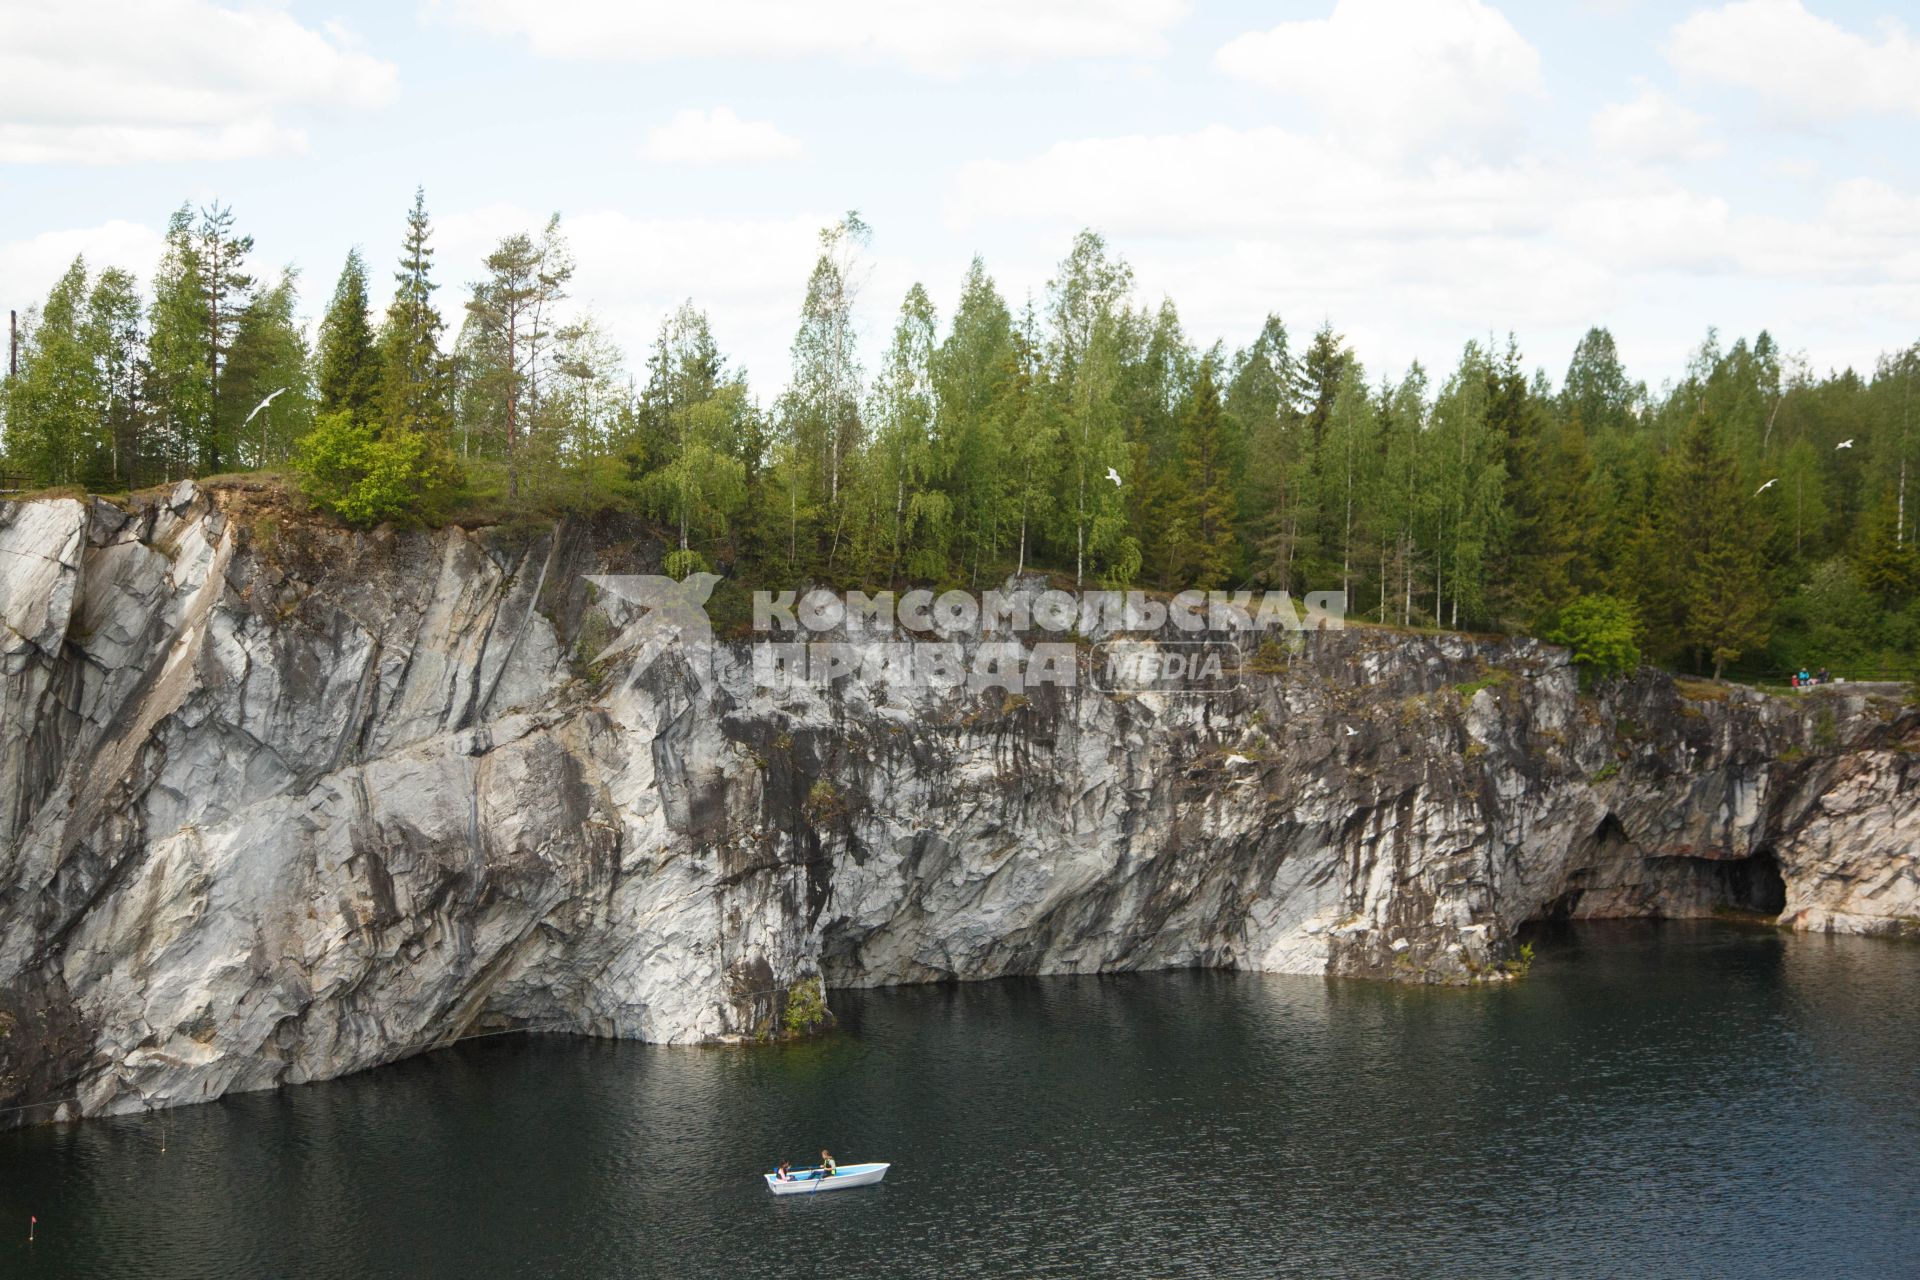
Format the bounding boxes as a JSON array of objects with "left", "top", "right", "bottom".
[
  {"left": 242, "top": 386, "right": 289, "bottom": 427},
  {"left": 1755, "top": 478, "right": 1778, "bottom": 495},
  {"left": 1836, "top": 438, "right": 1854, "bottom": 450},
  {"left": 1105, "top": 467, "right": 1123, "bottom": 486},
  {"left": 1344, "top": 724, "right": 1358, "bottom": 737}
]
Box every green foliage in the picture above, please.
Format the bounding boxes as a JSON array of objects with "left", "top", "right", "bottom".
[
  {"left": 1546, "top": 594, "right": 1641, "bottom": 684},
  {"left": 198, "top": 202, "right": 255, "bottom": 472},
  {"left": 1503, "top": 942, "right": 1536, "bottom": 978},
  {"left": 7, "top": 196, "right": 1920, "bottom": 691},
  {"left": 380, "top": 188, "right": 452, "bottom": 440},
  {"left": 294, "top": 411, "right": 455, "bottom": 526},
  {"left": 1162, "top": 358, "right": 1238, "bottom": 589},
  {"left": 781, "top": 976, "right": 828, "bottom": 1037},
  {"left": 222, "top": 270, "right": 313, "bottom": 469},
  {"left": 316, "top": 249, "right": 383, "bottom": 422},
  {"left": 1454, "top": 670, "right": 1510, "bottom": 703},
  {"left": 803, "top": 780, "right": 845, "bottom": 823},
  {"left": 662, "top": 548, "right": 710, "bottom": 579},
  {"left": 1814, "top": 707, "right": 1839, "bottom": 750}
]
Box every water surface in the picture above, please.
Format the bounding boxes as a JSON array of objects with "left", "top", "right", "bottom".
[{"left": 3, "top": 923, "right": 1916, "bottom": 1277}]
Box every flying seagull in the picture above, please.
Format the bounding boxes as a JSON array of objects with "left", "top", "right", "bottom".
[
  {"left": 1836, "top": 438, "right": 1854, "bottom": 449},
  {"left": 1105, "top": 467, "right": 1123, "bottom": 486},
  {"left": 242, "top": 386, "right": 289, "bottom": 427},
  {"left": 1755, "top": 478, "right": 1778, "bottom": 495},
  {"left": 1343, "top": 724, "right": 1358, "bottom": 737}
]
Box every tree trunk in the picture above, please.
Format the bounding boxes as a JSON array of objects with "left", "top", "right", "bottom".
[{"left": 506, "top": 308, "right": 519, "bottom": 499}]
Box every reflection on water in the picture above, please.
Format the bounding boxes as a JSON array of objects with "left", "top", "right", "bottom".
[{"left": 2, "top": 923, "right": 1915, "bottom": 1277}]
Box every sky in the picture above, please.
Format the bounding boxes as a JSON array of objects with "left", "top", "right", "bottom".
[{"left": 2, "top": 0, "right": 1918, "bottom": 399}]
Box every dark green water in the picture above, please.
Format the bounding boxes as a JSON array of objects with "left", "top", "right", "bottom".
[{"left": 2, "top": 923, "right": 1916, "bottom": 1278}]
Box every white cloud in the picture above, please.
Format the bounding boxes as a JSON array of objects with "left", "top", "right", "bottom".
[
  {"left": 1214, "top": 0, "right": 1543, "bottom": 157},
  {"left": 1591, "top": 85, "right": 1722, "bottom": 163},
  {"left": 950, "top": 126, "right": 1552, "bottom": 240},
  {"left": 0, "top": 1, "right": 397, "bottom": 164},
  {"left": 430, "top": 206, "right": 833, "bottom": 387},
  {"left": 644, "top": 108, "right": 804, "bottom": 165},
  {"left": 1665, "top": 0, "right": 1920, "bottom": 120},
  {"left": 0, "top": 221, "right": 168, "bottom": 313},
  {"left": 430, "top": 0, "right": 1187, "bottom": 71},
  {"left": 946, "top": 121, "right": 1920, "bottom": 380}
]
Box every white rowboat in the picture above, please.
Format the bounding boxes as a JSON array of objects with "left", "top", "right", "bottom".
[{"left": 764, "top": 1162, "right": 891, "bottom": 1195}]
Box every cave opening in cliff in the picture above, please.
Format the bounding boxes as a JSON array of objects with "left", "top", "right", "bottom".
[
  {"left": 1529, "top": 816, "right": 1788, "bottom": 925},
  {"left": 1716, "top": 847, "right": 1787, "bottom": 918}
]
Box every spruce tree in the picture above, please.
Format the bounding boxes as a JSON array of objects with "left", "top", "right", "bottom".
[
  {"left": 317, "top": 249, "right": 383, "bottom": 423},
  {"left": 1667, "top": 411, "right": 1772, "bottom": 677},
  {"left": 1485, "top": 337, "right": 1544, "bottom": 623},
  {"left": 380, "top": 188, "right": 451, "bottom": 438},
  {"left": 1165, "top": 359, "right": 1237, "bottom": 589},
  {"left": 223, "top": 270, "right": 311, "bottom": 468}
]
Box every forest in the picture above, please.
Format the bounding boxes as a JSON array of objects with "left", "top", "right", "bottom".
[{"left": 3, "top": 193, "right": 1917, "bottom": 681}]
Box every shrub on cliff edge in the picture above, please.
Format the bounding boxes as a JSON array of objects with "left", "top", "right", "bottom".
[
  {"left": 294, "top": 410, "right": 457, "bottom": 526},
  {"left": 1546, "top": 594, "right": 1641, "bottom": 687}
]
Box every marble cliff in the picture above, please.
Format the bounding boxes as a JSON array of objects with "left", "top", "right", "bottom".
[{"left": 1, "top": 481, "right": 1914, "bottom": 1122}]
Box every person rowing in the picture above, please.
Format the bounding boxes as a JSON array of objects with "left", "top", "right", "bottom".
[{"left": 817, "top": 1149, "right": 837, "bottom": 1180}]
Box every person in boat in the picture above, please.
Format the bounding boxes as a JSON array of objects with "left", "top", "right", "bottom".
[
  {"left": 776, "top": 1160, "right": 793, "bottom": 1182},
  {"left": 818, "top": 1150, "right": 837, "bottom": 1179}
]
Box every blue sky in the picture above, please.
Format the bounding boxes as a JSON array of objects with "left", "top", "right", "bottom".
[{"left": 3, "top": 0, "right": 1917, "bottom": 396}]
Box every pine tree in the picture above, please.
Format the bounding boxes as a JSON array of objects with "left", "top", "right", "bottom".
[
  {"left": 463, "top": 229, "right": 557, "bottom": 498},
  {"left": 317, "top": 250, "right": 383, "bottom": 423}
]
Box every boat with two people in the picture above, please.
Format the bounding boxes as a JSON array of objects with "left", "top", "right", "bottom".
[{"left": 765, "top": 1150, "right": 890, "bottom": 1195}]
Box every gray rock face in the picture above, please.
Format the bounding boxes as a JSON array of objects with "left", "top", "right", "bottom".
[{"left": 1, "top": 483, "right": 1915, "bottom": 1123}]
